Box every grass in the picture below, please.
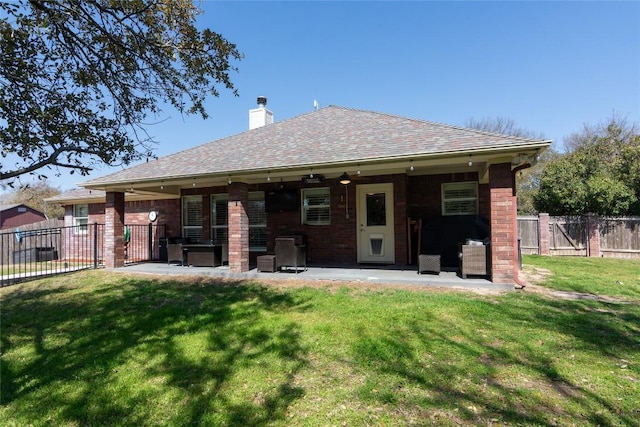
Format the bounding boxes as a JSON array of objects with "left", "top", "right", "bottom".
[
  {"left": 521, "top": 255, "right": 640, "bottom": 299},
  {"left": 1, "top": 261, "right": 94, "bottom": 277},
  {"left": 1, "top": 257, "right": 639, "bottom": 426}
]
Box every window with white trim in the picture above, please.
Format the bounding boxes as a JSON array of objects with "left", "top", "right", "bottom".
[
  {"left": 442, "top": 182, "right": 478, "bottom": 215},
  {"left": 182, "top": 195, "right": 203, "bottom": 240},
  {"left": 73, "top": 204, "right": 89, "bottom": 234},
  {"left": 211, "top": 192, "right": 266, "bottom": 251},
  {"left": 302, "top": 187, "right": 331, "bottom": 225}
]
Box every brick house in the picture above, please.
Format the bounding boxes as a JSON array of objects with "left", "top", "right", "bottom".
[
  {"left": 49, "top": 101, "right": 551, "bottom": 284},
  {"left": 0, "top": 204, "right": 47, "bottom": 231}
]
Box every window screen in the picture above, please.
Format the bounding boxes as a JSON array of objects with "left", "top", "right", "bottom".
[
  {"left": 442, "top": 182, "right": 478, "bottom": 215},
  {"left": 73, "top": 204, "right": 89, "bottom": 234},
  {"left": 302, "top": 188, "right": 331, "bottom": 225},
  {"left": 182, "top": 195, "right": 203, "bottom": 240}
]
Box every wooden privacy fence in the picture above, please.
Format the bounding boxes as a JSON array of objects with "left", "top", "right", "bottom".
[
  {"left": 518, "top": 214, "right": 640, "bottom": 259},
  {"left": 0, "top": 219, "right": 65, "bottom": 265}
]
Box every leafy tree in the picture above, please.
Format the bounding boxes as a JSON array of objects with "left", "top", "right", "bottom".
[
  {"left": 0, "top": 0, "right": 241, "bottom": 183},
  {"left": 4, "top": 181, "right": 64, "bottom": 219},
  {"left": 464, "top": 116, "right": 555, "bottom": 214},
  {"left": 534, "top": 116, "right": 639, "bottom": 215}
]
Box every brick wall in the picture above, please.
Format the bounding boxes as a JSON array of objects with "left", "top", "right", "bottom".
[
  {"left": 104, "top": 192, "right": 125, "bottom": 268},
  {"left": 488, "top": 163, "right": 517, "bottom": 283},
  {"left": 228, "top": 182, "right": 249, "bottom": 272}
]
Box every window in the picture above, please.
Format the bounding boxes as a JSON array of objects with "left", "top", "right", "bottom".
[
  {"left": 302, "top": 188, "right": 331, "bottom": 225},
  {"left": 211, "top": 194, "right": 228, "bottom": 243},
  {"left": 211, "top": 192, "right": 266, "bottom": 251},
  {"left": 442, "top": 182, "right": 478, "bottom": 216},
  {"left": 73, "top": 204, "right": 89, "bottom": 234},
  {"left": 182, "top": 195, "right": 203, "bottom": 240},
  {"left": 248, "top": 192, "right": 266, "bottom": 251}
]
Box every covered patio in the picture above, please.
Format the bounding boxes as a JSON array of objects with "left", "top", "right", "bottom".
[{"left": 115, "top": 262, "right": 515, "bottom": 293}]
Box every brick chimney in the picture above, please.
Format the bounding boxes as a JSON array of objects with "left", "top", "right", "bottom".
[{"left": 249, "top": 96, "right": 274, "bottom": 130}]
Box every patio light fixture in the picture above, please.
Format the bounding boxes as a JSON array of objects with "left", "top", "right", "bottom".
[
  {"left": 339, "top": 172, "right": 351, "bottom": 185},
  {"left": 468, "top": 155, "right": 473, "bottom": 167}
]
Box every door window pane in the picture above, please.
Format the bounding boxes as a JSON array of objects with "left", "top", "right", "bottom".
[{"left": 366, "top": 193, "right": 386, "bottom": 226}]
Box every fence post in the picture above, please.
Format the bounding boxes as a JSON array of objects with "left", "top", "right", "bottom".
[
  {"left": 93, "top": 222, "right": 98, "bottom": 269},
  {"left": 148, "top": 223, "right": 153, "bottom": 261},
  {"left": 538, "top": 213, "right": 550, "bottom": 256},
  {"left": 586, "top": 214, "right": 601, "bottom": 257}
]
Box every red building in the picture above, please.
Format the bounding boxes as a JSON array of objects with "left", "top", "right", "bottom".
[{"left": 0, "top": 204, "right": 47, "bottom": 231}]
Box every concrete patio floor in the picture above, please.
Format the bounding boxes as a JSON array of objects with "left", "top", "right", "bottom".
[{"left": 116, "top": 262, "right": 516, "bottom": 293}]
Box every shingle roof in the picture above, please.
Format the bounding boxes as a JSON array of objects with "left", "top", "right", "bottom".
[
  {"left": 44, "top": 188, "right": 103, "bottom": 203},
  {"left": 82, "top": 105, "right": 549, "bottom": 186}
]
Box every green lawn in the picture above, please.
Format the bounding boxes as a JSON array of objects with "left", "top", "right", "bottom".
[
  {"left": 521, "top": 255, "right": 640, "bottom": 299},
  {"left": 1, "top": 257, "right": 639, "bottom": 426}
]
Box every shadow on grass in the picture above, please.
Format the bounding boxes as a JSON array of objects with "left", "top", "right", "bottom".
[
  {"left": 350, "top": 295, "right": 640, "bottom": 426},
  {"left": 1, "top": 274, "right": 310, "bottom": 426}
]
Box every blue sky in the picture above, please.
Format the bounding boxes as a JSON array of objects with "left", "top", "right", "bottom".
[{"left": 16, "top": 0, "right": 640, "bottom": 192}]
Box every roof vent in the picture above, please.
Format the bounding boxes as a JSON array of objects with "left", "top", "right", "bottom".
[{"left": 249, "top": 96, "right": 274, "bottom": 130}]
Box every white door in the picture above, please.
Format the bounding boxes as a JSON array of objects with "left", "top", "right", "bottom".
[{"left": 357, "top": 183, "right": 395, "bottom": 263}]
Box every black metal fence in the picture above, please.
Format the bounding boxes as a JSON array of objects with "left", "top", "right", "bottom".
[
  {"left": 124, "top": 223, "right": 166, "bottom": 264},
  {"left": 1, "top": 222, "right": 166, "bottom": 286}
]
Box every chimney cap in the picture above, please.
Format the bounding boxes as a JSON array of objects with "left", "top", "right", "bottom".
[{"left": 257, "top": 96, "right": 267, "bottom": 107}]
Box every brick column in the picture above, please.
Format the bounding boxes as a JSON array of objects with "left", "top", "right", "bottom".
[
  {"left": 538, "top": 213, "right": 550, "bottom": 255},
  {"left": 228, "top": 182, "right": 249, "bottom": 272},
  {"left": 489, "top": 164, "right": 517, "bottom": 284},
  {"left": 586, "top": 214, "right": 601, "bottom": 257},
  {"left": 105, "top": 191, "right": 125, "bottom": 268}
]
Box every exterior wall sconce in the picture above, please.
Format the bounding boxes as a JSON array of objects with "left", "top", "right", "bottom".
[
  {"left": 410, "top": 160, "right": 414, "bottom": 171},
  {"left": 468, "top": 155, "right": 473, "bottom": 167}
]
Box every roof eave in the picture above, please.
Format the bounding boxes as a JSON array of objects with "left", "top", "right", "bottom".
[{"left": 80, "top": 139, "right": 552, "bottom": 191}]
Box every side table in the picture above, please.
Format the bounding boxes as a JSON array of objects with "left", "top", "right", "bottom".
[{"left": 257, "top": 255, "right": 277, "bottom": 273}]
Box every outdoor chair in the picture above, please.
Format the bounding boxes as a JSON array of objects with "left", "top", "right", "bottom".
[
  {"left": 167, "top": 243, "right": 184, "bottom": 265},
  {"left": 275, "top": 236, "right": 306, "bottom": 273}
]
